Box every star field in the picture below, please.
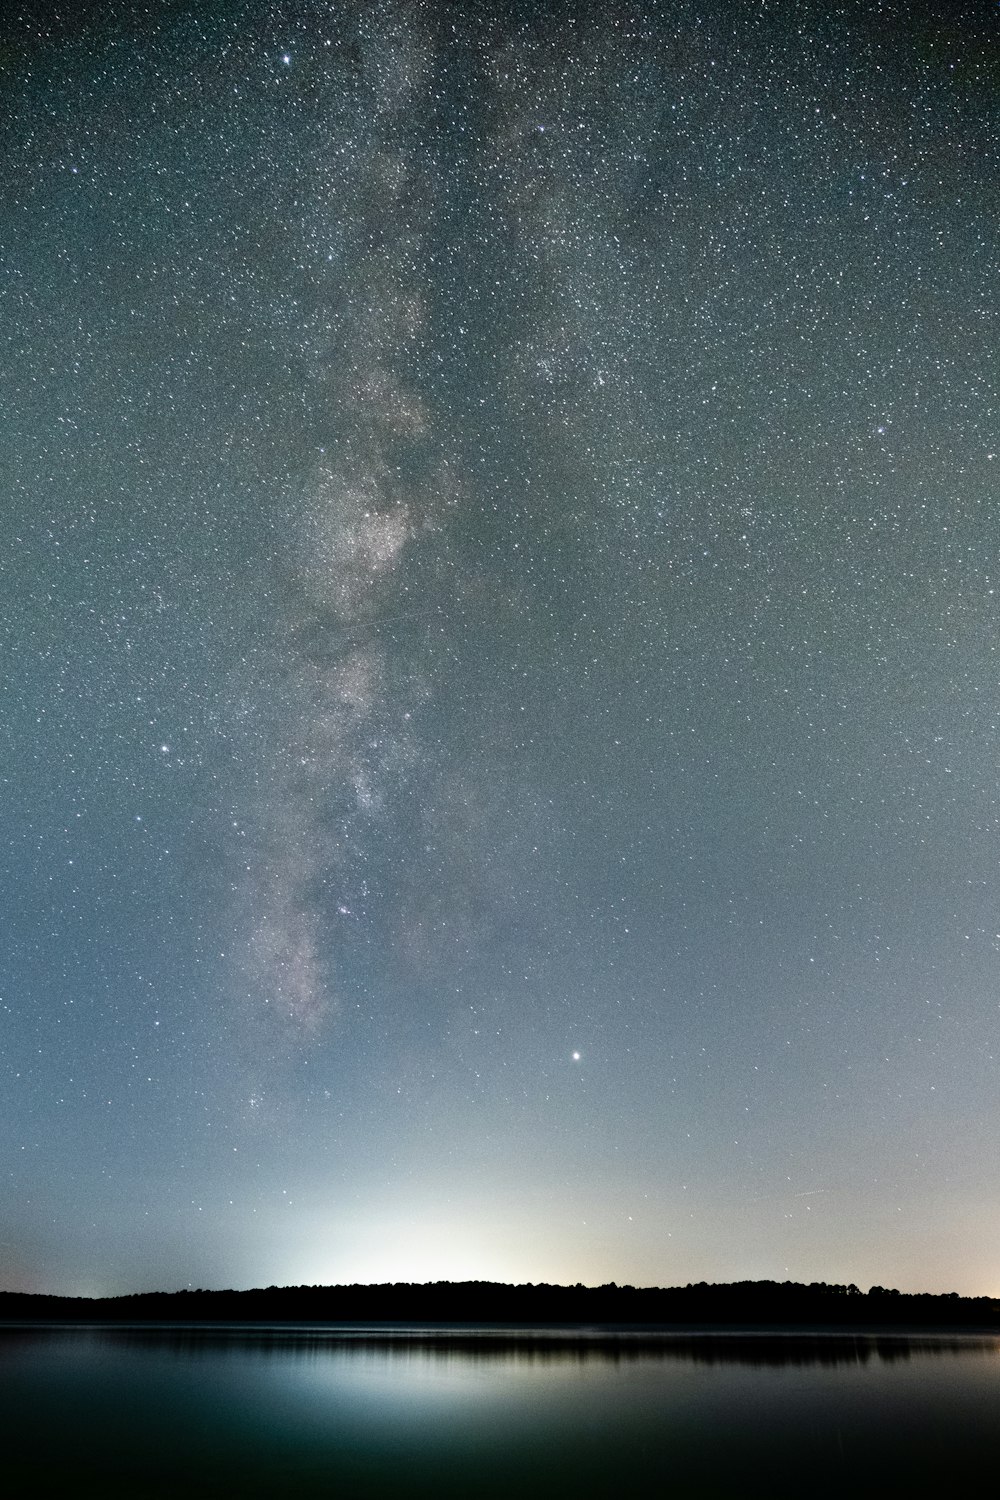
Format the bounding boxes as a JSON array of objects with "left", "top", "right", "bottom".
[{"left": 2, "top": 0, "right": 999, "bottom": 1296}]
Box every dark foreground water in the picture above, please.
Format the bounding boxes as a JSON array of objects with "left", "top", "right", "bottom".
[{"left": 3, "top": 1325, "right": 999, "bottom": 1498}]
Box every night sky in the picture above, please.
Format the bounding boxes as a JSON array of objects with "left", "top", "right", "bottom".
[{"left": 4, "top": 0, "right": 999, "bottom": 1298}]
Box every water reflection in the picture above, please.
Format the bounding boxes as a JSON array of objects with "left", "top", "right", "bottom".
[
  {"left": 3, "top": 1322, "right": 998, "bottom": 1367},
  {"left": 4, "top": 1324, "right": 1000, "bottom": 1497}
]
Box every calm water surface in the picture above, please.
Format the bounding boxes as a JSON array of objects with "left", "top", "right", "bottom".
[{"left": 3, "top": 1325, "right": 999, "bottom": 1497}]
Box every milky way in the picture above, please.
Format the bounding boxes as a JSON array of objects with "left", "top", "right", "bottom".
[{"left": 3, "top": 0, "right": 999, "bottom": 1296}]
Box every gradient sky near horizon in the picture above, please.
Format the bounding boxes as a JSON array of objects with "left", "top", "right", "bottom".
[{"left": 3, "top": 0, "right": 1000, "bottom": 1299}]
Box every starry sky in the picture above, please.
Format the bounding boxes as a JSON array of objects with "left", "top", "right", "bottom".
[{"left": 3, "top": 0, "right": 999, "bottom": 1299}]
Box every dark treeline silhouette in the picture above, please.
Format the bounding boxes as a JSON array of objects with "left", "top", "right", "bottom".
[{"left": 2, "top": 1279, "right": 999, "bottom": 1328}]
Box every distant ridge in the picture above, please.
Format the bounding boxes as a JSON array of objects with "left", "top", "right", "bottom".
[{"left": 2, "top": 1280, "right": 999, "bottom": 1328}]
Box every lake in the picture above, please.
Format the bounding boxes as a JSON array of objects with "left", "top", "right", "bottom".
[{"left": 3, "top": 1325, "right": 999, "bottom": 1496}]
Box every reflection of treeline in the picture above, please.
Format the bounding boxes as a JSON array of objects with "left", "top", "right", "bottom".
[
  {"left": 2, "top": 1280, "right": 999, "bottom": 1329},
  {"left": 0, "top": 1324, "right": 986, "bottom": 1369}
]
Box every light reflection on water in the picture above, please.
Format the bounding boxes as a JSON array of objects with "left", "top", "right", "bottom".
[{"left": 3, "top": 1326, "right": 1000, "bottom": 1497}]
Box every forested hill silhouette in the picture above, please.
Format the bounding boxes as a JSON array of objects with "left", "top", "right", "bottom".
[{"left": 2, "top": 1280, "right": 999, "bottom": 1328}]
